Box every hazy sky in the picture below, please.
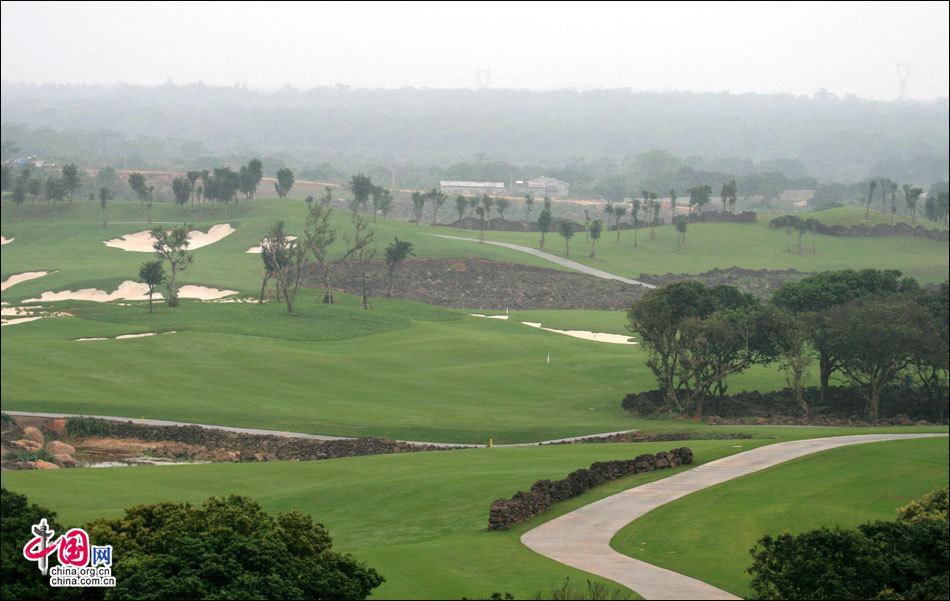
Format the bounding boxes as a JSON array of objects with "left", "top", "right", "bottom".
[{"left": 2, "top": 1, "right": 948, "bottom": 100}]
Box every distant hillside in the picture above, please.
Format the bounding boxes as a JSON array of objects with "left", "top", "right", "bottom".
[{"left": 2, "top": 84, "right": 947, "bottom": 184}]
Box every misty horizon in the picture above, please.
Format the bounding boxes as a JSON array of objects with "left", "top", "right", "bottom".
[{"left": 2, "top": 1, "right": 948, "bottom": 101}]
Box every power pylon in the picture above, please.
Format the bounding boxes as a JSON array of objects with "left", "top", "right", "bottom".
[{"left": 897, "top": 63, "right": 911, "bottom": 101}]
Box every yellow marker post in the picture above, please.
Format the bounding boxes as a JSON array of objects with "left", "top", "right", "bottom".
[{"left": 488, "top": 437, "right": 494, "bottom": 448}]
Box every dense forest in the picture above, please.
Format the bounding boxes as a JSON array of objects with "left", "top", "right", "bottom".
[{"left": 1, "top": 84, "right": 947, "bottom": 195}]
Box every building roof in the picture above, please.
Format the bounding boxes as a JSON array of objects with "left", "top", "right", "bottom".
[
  {"left": 528, "top": 176, "right": 569, "bottom": 187},
  {"left": 440, "top": 181, "right": 506, "bottom": 188}
]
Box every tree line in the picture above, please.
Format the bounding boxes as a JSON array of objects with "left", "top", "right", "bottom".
[{"left": 628, "top": 269, "right": 949, "bottom": 421}]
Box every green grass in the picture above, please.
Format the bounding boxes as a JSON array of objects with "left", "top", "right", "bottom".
[
  {"left": 0, "top": 440, "right": 752, "bottom": 599},
  {"left": 4, "top": 295, "right": 822, "bottom": 444},
  {"left": 810, "top": 205, "right": 948, "bottom": 230},
  {"left": 477, "top": 217, "right": 948, "bottom": 284},
  {"left": 611, "top": 437, "right": 950, "bottom": 598}
]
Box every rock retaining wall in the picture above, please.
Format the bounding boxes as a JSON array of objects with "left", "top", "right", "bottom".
[
  {"left": 487, "top": 447, "right": 694, "bottom": 530},
  {"left": 769, "top": 215, "right": 948, "bottom": 241}
]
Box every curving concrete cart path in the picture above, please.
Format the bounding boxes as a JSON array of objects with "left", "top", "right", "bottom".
[
  {"left": 429, "top": 234, "right": 656, "bottom": 288},
  {"left": 1, "top": 411, "right": 635, "bottom": 448},
  {"left": 521, "top": 432, "right": 948, "bottom": 600}
]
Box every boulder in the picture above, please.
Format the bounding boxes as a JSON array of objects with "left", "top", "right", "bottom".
[
  {"left": 46, "top": 419, "right": 68, "bottom": 436},
  {"left": 13, "top": 439, "right": 43, "bottom": 452},
  {"left": 33, "top": 460, "right": 60, "bottom": 470},
  {"left": 46, "top": 440, "right": 77, "bottom": 456},
  {"left": 22, "top": 426, "right": 45, "bottom": 445},
  {"left": 53, "top": 453, "right": 78, "bottom": 467}
]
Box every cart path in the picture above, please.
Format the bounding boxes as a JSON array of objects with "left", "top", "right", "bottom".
[
  {"left": 1, "top": 411, "right": 636, "bottom": 448},
  {"left": 521, "top": 432, "right": 948, "bottom": 600},
  {"left": 429, "top": 234, "right": 656, "bottom": 288}
]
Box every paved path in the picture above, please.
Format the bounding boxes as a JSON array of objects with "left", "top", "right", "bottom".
[
  {"left": 521, "top": 433, "right": 948, "bottom": 600},
  {"left": 429, "top": 234, "right": 656, "bottom": 288},
  {"left": 2, "top": 411, "right": 635, "bottom": 448}
]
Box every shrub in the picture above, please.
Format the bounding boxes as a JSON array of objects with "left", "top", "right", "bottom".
[
  {"left": 65, "top": 416, "right": 111, "bottom": 438},
  {"left": 748, "top": 488, "right": 950, "bottom": 600}
]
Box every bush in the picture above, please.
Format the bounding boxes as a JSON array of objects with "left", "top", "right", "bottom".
[
  {"left": 64, "top": 416, "right": 111, "bottom": 438},
  {"left": 1, "top": 488, "right": 66, "bottom": 601},
  {"left": 748, "top": 488, "right": 950, "bottom": 600},
  {"left": 85, "top": 495, "right": 384, "bottom": 600},
  {"left": 3, "top": 448, "right": 55, "bottom": 463}
]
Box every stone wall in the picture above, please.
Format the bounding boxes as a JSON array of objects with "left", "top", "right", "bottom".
[
  {"left": 487, "top": 447, "right": 694, "bottom": 530},
  {"left": 769, "top": 215, "right": 949, "bottom": 241},
  {"left": 63, "top": 418, "right": 444, "bottom": 462}
]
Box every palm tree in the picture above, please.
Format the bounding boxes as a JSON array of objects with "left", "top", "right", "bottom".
[
  {"left": 614, "top": 205, "right": 626, "bottom": 242},
  {"left": 630, "top": 199, "right": 641, "bottom": 247},
  {"left": 523, "top": 193, "right": 534, "bottom": 230}
]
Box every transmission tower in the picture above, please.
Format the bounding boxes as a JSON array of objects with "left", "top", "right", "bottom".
[
  {"left": 897, "top": 62, "right": 911, "bottom": 101},
  {"left": 475, "top": 66, "right": 492, "bottom": 89}
]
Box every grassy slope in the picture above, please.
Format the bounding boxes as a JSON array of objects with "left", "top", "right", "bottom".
[
  {"left": 611, "top": 437, "right": 950, "bottom": 598},
  {"left": 811, "top": 205, "right": 948, "bottom": 230},
  {"left": 1, "top": 295, "right": 814, "bottom": 443},
  {"left": 478, "top": 216, "right": 948, "bottom": 284},
  {"left": 5, "top": 435, "right": 946, "bottom": 599}
]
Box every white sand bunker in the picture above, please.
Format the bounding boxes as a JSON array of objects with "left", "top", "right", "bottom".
[
  {"left": 521, "top": 321, "right": 637, "bottom": 345},
  {"left": 77, "top": 331, "right": 176, "bottom": 342},
  {"left": 468, "top": 313, "right": 509, "bottom": 320},
  {"left": 105, "top": 224, "right": 235, "bottom": 252},
  {"left": 246, "top": 236, "right": 297, "bottom": 254},
  {"left": 24, "top": 281, "right": 237, "bottom": 303},
  {"left": 1, "top": 307, "right": 71, "bottom": 327},
  {"left": 1, "top": 271, "right": 53, "bottom": 292},
  {"left": 1, "top": 235, "right": 13, "bottom": 245}
]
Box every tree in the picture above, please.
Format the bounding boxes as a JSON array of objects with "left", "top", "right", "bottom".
[
  {"left": 98, "top": 186, "right": 113, "bottom": 225},
  {"left": 128, "top": 172, "right": 150, "bottom": 203},
  {"left": 61, "top": 163, "right": 80, "bottom": 201},
  {"left": 537, "top": 206, "right": 553, "bottom": 249},
  {"left": 1, "top": 488, "right": 67, "bottom": 601},
  {"left": 650, "top": 196, "right": 661, "bottom": 240},
  {"left": 777, "top": 312, "right": 814, "bottom": 417},
  {"left": 151, "top": 225, "right": 194, "bottom": 307},
  {"left": 630, "top": 199, "right": 641, "bottom": 247},
  {"left": 669, "top": 189, "right": 678, "bottom": 224},
  {"left": 865, "top": 179, "right": 878, "bottom": 221},
  {"left": 260, "top": 221, "right": 307, "bottom": 314},
  {"left": 558, "top": 220, "right": 575, "bottom": 256},
  {"left": 748, "top": 494, "right": 949, "bottom": 601},
  {"left": 10, "top": 181, "right": 26, "bottom": 210},
  {"left": 914, "top": 283, "right": 949, "bottom": 421},
  {"left": 674, "top": 303, "right": 787, "bottom": 417},
  {"left": 523, "top": 193, "right": 535, "bottom": 230},
  {"left": 888, "top": 180, "right": 899, "bottom": 223},
  {"left": 186, "top": 170, "right": 203, "bottom": 203},
  {"left": 239, "top": 158, "right": 263, "bottom": 200},
  {"left": 455, "top": 195, "right": 467, "bottom": 228},
  {"left": 377, "top": 188, "right": 393, "bottom": 218},
  {"left": 825, "top": 294, "right": 935, "bottom": 420},
  {"left": 673, "top": 215, "right": 687, "bottom": 251},
  {"left": 43, "top": 177, "right": 66, "bottom": 203},
  {"left": 171, "top": 176, "right": 193, "bottom": 208},
  {"left": 411, "top": 191, "right": 426, "bottom": 226},
  {"left": 321, "top": 186, "right": 334, "bottom": 206},
  {"left": 348, "top": 173, "right": 373, "bottom": 214},
  {"left": 85, "top": 495, "right": 384, "bottom": 600},
  {"left": 903, "top": 184, "right": 923, "bottom": 224},
  {"left": 589, "top": 219, "right": 603, "bottom": 257},
  {"left": 628, "top": 282, "right": 756, "bottom": 412},
  {"left": 480, "top": 194, "right": 494, "bottom": 225},
  {"left": 688, "top": 185, "right": 712, "bottom": 216},
  {"left": 349, "top": 215, "right": 376, "bottom": 309},
  {"left": 495, "top": 197, "right": 510, "bottom": 220},
  {"left": 384, "top": 238, "right": 414, "bottom": 297},
  {"left": 613, "top": 205, "right": 627, "bottom": 242},
  {"left": 303, "top": 204, "right": 350, "bottom": 304},
  {"left": 474, "top": 206, "right": 487, "bottom": 243},
  {"left": 274, "top": 167, "right": 295, "bottom": 198},
  {"left": 429, "top": 188, "right": 447, "bottom": 225},
  {"left": 720, "top": 179, "right": 738, "bottom": 213},
  {"left": 772, "top": 269, "right": 917, "bottom": 402},
  {"left": 139, "top": 260, "right": 165, "bottom": 313},
  {"left": 27, "top": 178, "right": 41, "bottom": 203}
]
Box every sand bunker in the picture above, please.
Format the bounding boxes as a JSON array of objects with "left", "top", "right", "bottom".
[
  {"left": 77, "top": 331, "right": 176, "bottom": 341},
  {"left": 1, "top": 306, "right": 42, "bottom": 316},
  {"left": 1, "top": 271, "right": 53, "bottom": 292},
  {"left": 1, "top": 316, "right": 45, "bottom": 327},
  {"left": 1, "top": 236, "right": 13, "bottom": 245},
  {"left": 521, "top": 321, "right": 637, "bottom": 345},
  {"left": 246, "top": 235, "right": 297, "bottom": 254},
  {"left": 105, "top": 224, "right": 235, "bottom": 252},
  {"left": 469, "top": 313, "right": 509, "bottom": 320},
  {"left": 24, "top": 281, "right": 236, "bottom": 303}
]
